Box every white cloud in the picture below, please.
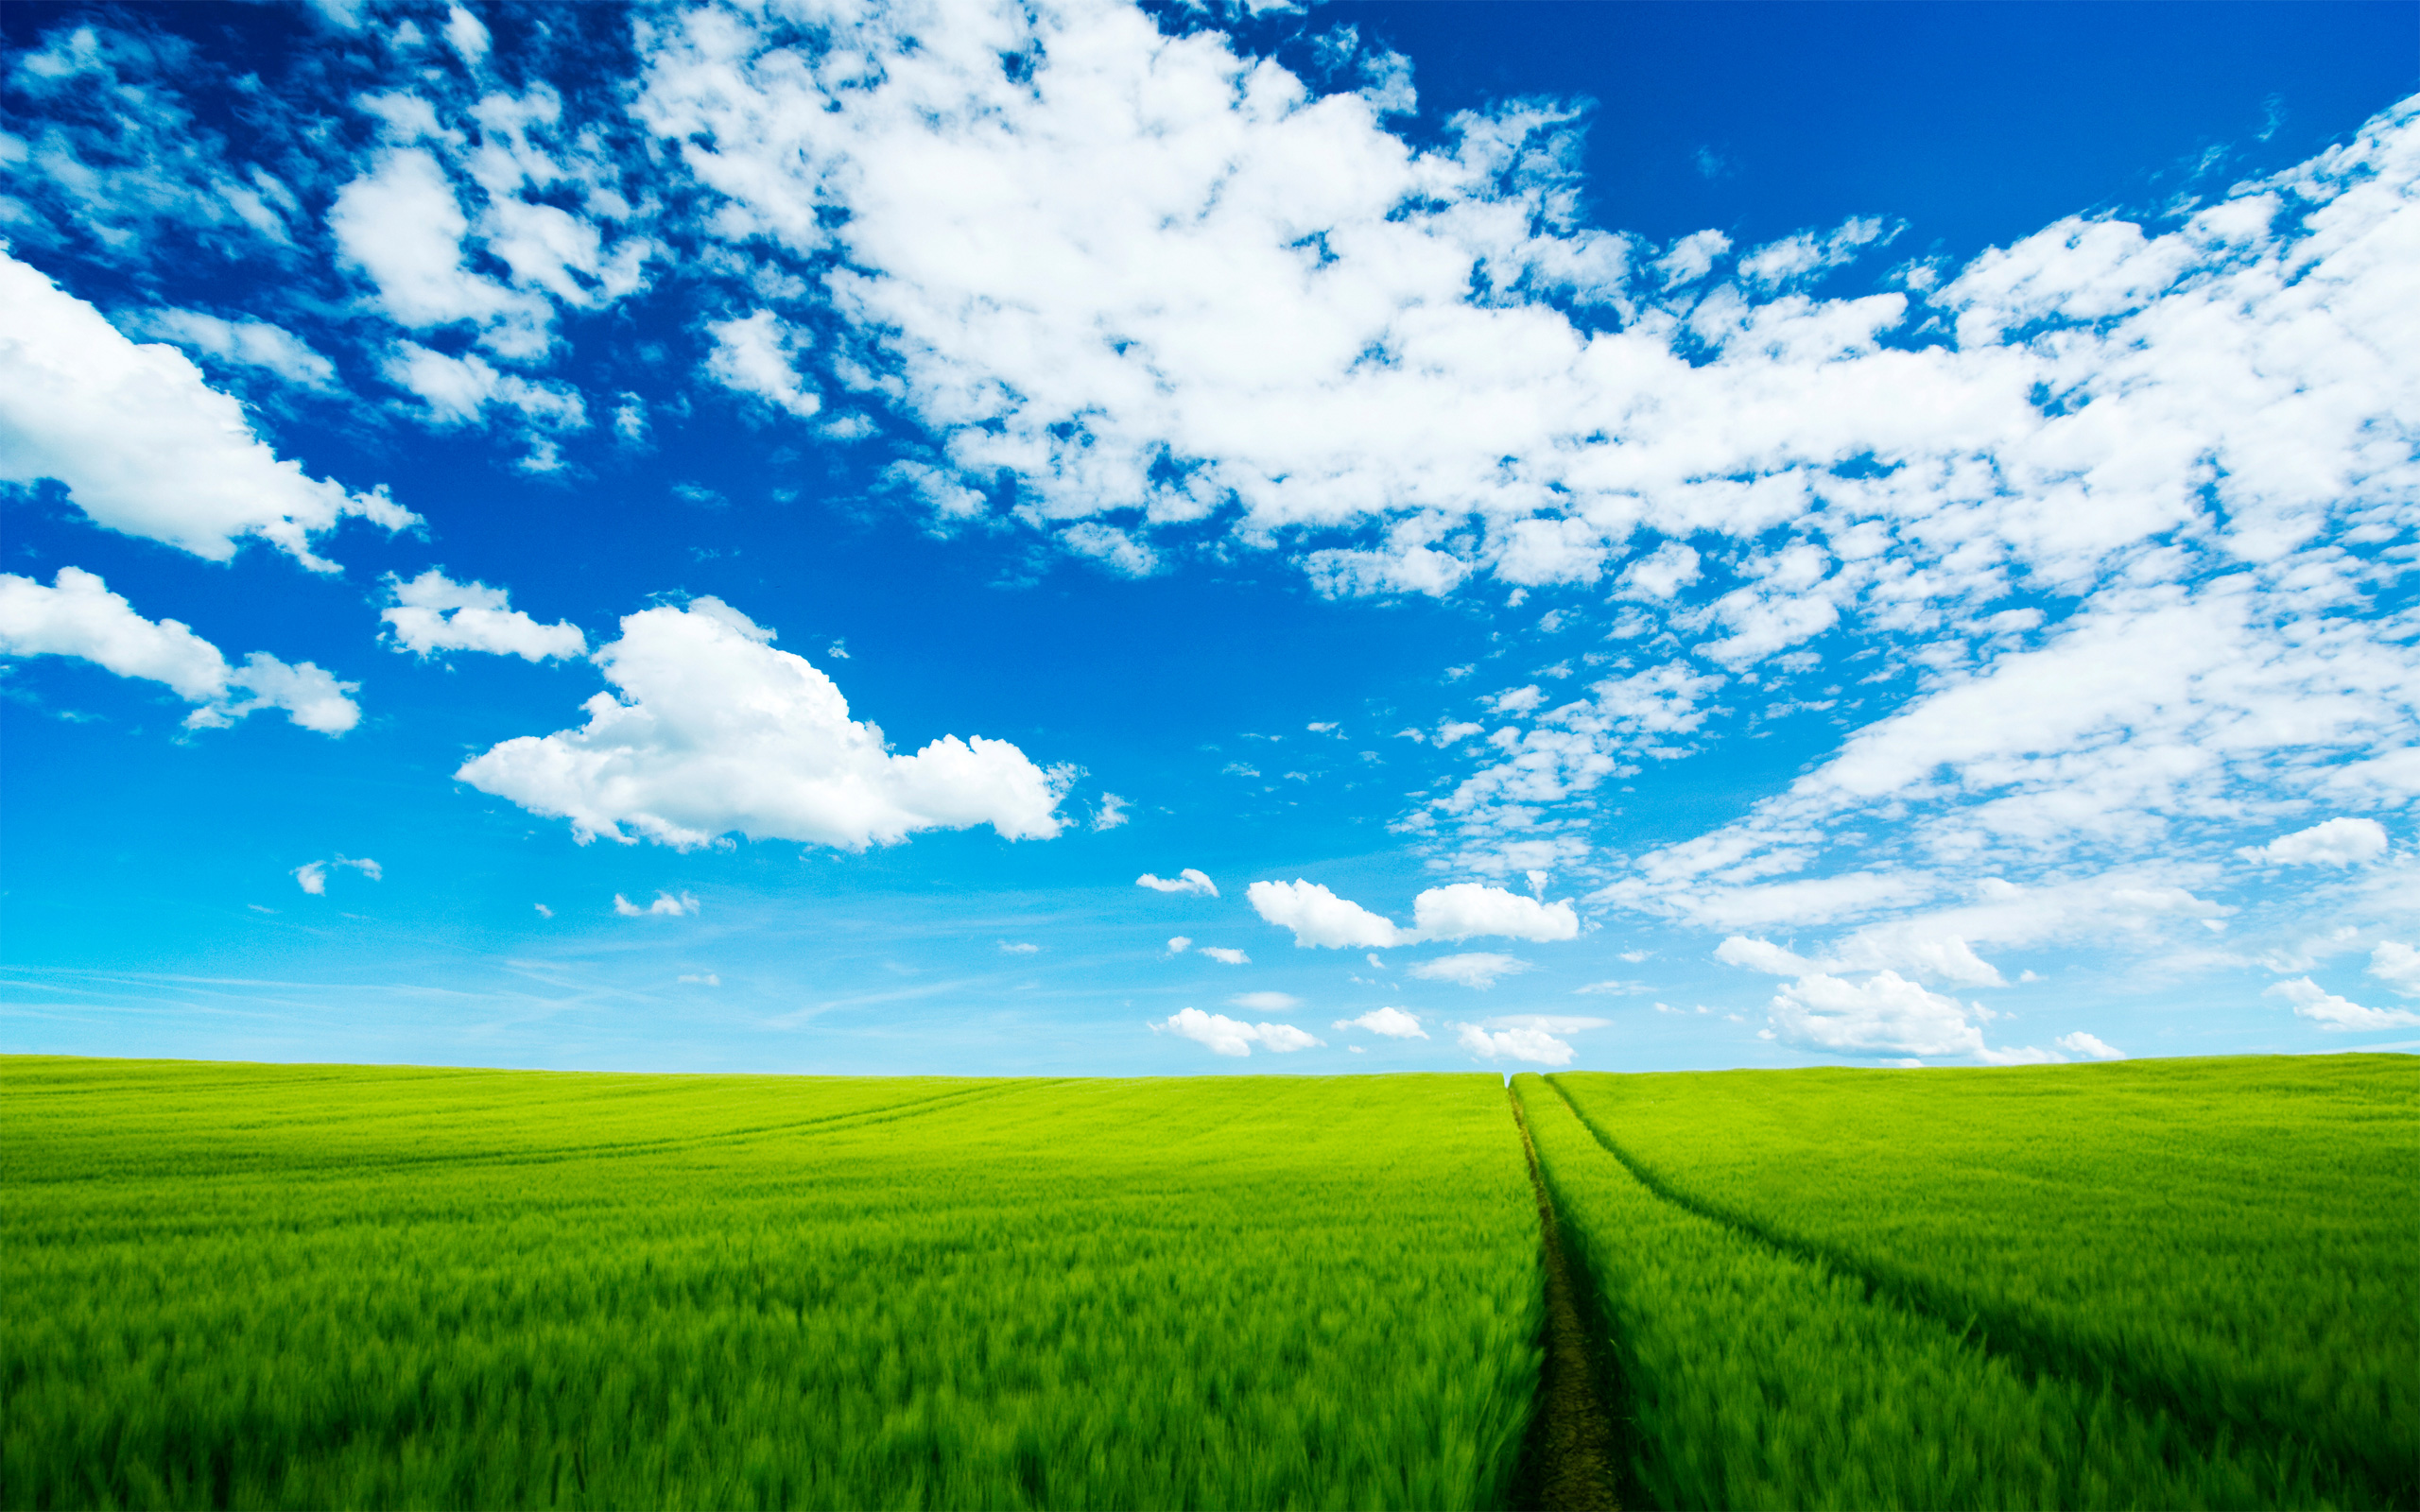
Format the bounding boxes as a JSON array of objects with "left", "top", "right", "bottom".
[
  {"left": 294, "top": 854, "right": 381, "bottom": 895},
  {"left": 1166, "top": 935, "right": 1191, "bottom": 954},
  {"left": 331, "top": 146, "right": 554, "bottom": 352},
  {"left": 2370, "top": 941, "right": 2420, "bottom": 996},
  {"left": 1411, "top": 883, "right": 1579, "bottom": 942},
  {"left": 534, "top": 903, "right": 554, "bottom": 918},
  {"left": 1228, "top": 990, "right": 1299, "bottom": 1012},
  {"left": 1409, "top": 952, "right": 1530, "bottom": 988},
  {"left": 1714, "top": 935, "right": 1814, "bottom": 975},
  {"left": 2237, "top": 817, "right": 2391, "bottom": 868},
  {"left": 382, "top": 569, "right": 585, "bottom": 662},
  {"left": 1152, "top": 1006, "right": 1322, "bottom": 1057},
  {"left": 1455, "top": 1022, "right": 1574, "bottom": 1066},
  {"left": 1198, "top": 946, "right": 1250, "bottom": 965},
  {"left": 2264, "top": 976, "right": 2420, "bottom": 1032},
  {"left": 0, "top": 567, "right": 359, "bottom": 733},
  {"left": 1248, "top": 879, "right": 1409, "bottom": 949},
  {"left": 0, "top": 251, "right": 414, "bottom": 568},
  {"left": 1765, "top": 971, "right": 1996, "bottom": 1060},
  {"left": 379, "top": 342, "right": 587, "bottom": 438},
  {"left": 704, "top": 309, "right": 821, "bottom": 418},
  {"left": 457, "top": 596, "right": 1069, "bottom": 850},
  {"left": 1137, "top": 868, "right": 1218, "bottom": 897},
  {"left": 998, "top": 940, "right": 1040, "bottom": 954},
  {"left": 677, "top": 971, "right": 721, "bottom": 986},
  {"left": 117, "top": 308, "right": 337, "bottom": 389},
  {"left": 1333, "top": 1005, "right": 1427, "bottom": 1039},
  {"left": 614, "top": 890, "right": 699, "bottom": 917},
  {"left": 1093, "top": 792, "right": 1130, "bottom": 830},
  {"left": 2055, "top": 1031, "right": 2126, "bottom": 1060}
]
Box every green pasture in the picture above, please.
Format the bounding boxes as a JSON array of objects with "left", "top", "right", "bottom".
[
  {"left": 4, "top": 1052, "right": 2413, "bottom": 1509},
  {"left": 2, "top": 1060, "right": 1539, "bottom": 1510}
]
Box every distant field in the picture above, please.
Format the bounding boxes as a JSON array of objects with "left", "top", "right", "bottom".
[
  {"left": 2, "top": 1061, "right": 1540, "bottom": 1509},
  {"left": 4, "top": 1054, "right": 2413, "bottom": 1510}
]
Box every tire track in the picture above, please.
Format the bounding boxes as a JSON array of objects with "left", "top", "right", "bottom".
[{"left": 1505, "top": 1087, "right": 1626, "bottom": 1512}]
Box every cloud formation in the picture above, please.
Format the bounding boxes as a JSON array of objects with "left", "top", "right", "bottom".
[
  {"left": 1, "top": 252, "right": 416, "bottom": 568},
  {"left": 1137, "top": 868, "right": 1219, "bottom": 897},
  {"left": 1408, "top": 952, "right": 1530, "bottom": 988},
  {"left": 2237, "top": 817, "right": 2391, "bottom": 868},
  {"left": 383, "top": 569, "right": 586, "bottom": 662},
  {"left": 1152, "top": 1005, "right": 1322, "bottom": 1057},
  {"left": 0, "top": 567, "right": 360, "bottom": 733},
  {"left": 1333, "top": 1006, "right": 1427, "bottom": 1040},
  {"left": 1248, "top": 877, "right": 1579, "bottom": 949},
  {"left": 458, "top": 597, "right": 1069, "bottom": 850},
  {"left": 2264, "top": 976, "right": 2420, "bottom": 1032},
  {"left": 1455, "top": 1023, "right": 1574, "bottom": 1066}
]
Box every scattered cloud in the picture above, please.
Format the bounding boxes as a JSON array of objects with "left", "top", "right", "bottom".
[
  {"left": 0, "top": 567, "right": 360, "bottom": 733},
  {"left": 998, "top": 940, "right": 1039, "bottom": 954},
  {"left": 382, "top": 569, "right": 585, "bottom": 662},
  {"left": 614, "top": 890, "right": 698, "bottom": 917},
  {"left": 1409, "top": 952, "right": 1530, "bottom": 988},
  {"left": 1137, "top": 868, "right": 1219, "bottom": 897},
  {"left": 1248, "top": 879, "right": 1409, "bottom": 949},
  {"left": 1228, "top": 990, "right": 1299, "bottom": 1012},
  {"left": 2055, "top": 1031, "right": 2125, "bottom": 1060},
  {"left": 1333, "top": 1005, "right": 1427, "bottom": 1039},
  {"left": 1166, "top": 935, "right": 1191, "bottom": 954},
  {"left": 2237, "top": 817, "right": 2391, "bottom": 868},
  {"left": 2264, "top": 976, "right": 2420, "bottom": 1032},
  {"left": 678, "top": 971, "right": 721, "bottom": 986},
  {"left": 1, "top": 250, "right": 415, "bottom": 568},
  {"left": 1152, "top": 1006, "right": 1323, "bottom": 1057},
  {"left": 1455, "top": 1022, "right": 1574, "bottom": 1066},
  {"left": 1198, "top": 946, "right": 1250, "bottom": 965},
  {"left": 458, "top": 598, "right": 1068, "bottom": 850},
  {"left": 1093, "top": 793, "right": 1131, "bottom": 830},
  {"left": 293, "top": 854, "right": 380, "bottom": 895}
]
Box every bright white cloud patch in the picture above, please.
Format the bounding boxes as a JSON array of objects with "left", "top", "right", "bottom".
[
  {"left": 0, "top": 251, "right": 415, "bottom": 567},
  {"left": 0, "top": 567, "right": 359, "bottom": 733},
  {"left": 2369, "top": 941, "right": 2420, "bottom": 996},
  {"left": 1137, "top": 868, "right": 1219, "bottom": 897},
  {"left": 703, "top": 310, "right": 821, "bottom": 419},
  {"left": 1152, "top": 1006, "right": 1322, "bottom": 1057},
  {"left": 383, "top": 569, "right": 585, "bottom": 662},
  {"left": 1764, "top": 971, "right": 2031, "bottom": 1061},
  {"left": 458, "top": 597, "right": 1069, "bottom": 850},
  {"left": 1411, "top": 884, "right": 1578, "bottom": 943},
  {"left": 1409, "top": 952, "right": 1530, "bottom": 988},
  {"left": 1455, "top": 1022, "right": 1574, "bottom": 1066},
  {"left": 1248, "top": 879, "right": 1409, "bottom": 949},
  {"left": 2264, "top": 976, "right": 2420, "bottom": 1032},
  {"left": 119, "top": 307, "right": 337, "bottom": 389},
  {"left": 2237, "top": 817, "right": 2391, "bottom": 868},
  {"left": 1334, "top": 1006, "right": 1427, "bottom": 1040},
  {"left": 2055, "top": 1031, "right": 2126, "bottom": 1060},
  {"left": 1197, "top": 946, "right": 1250, "bottom": 965}
]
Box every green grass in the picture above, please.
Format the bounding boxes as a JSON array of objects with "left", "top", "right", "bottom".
[
  {"left": 3, "top": 1058, "right": 1542, "bottom": 1510},
  {"left": 1512, "top": 1073, "right": 2354, "bottom": 1510},
  {"left": 1549, "top": 1056, "right": 2420, "bottom": 1503}
]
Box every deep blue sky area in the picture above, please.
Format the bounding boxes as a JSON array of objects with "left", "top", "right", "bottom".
[{"left": 3, "top": 0, "right": 2417, "bottom": 1075}]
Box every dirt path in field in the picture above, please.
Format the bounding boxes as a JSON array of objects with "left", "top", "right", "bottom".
[{"left": 1506, "top": 1090, "right": 1625, "bottom": 1512}]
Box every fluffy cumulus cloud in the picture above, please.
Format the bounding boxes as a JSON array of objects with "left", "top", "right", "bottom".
[
  {"left": 1247, "top": 879, "right": 1409, "bottom": 949},
  {"left": 1137, "top": 868, "right": 1219, "bottom": 897},
  {"left": 2370, "top": 941, "right": 2420, "bottom": 996},
  {"left": 1249, "top": 878, "right": 1578, "bottom": 948},
  {"left": 1763, "top": 971, "right": 2049, "bottom": 1063},
  {"left": 0, "top": 252, "right": 415, "bottom": 567},
  {"left": 1153, "top": 1005, "right": 1322, "bottom": 1057},
  {"left": 2263, "top": 976, "right": 2420, "bottom": 1032},
  {"left": 614, "top": 890, "right": 699, "bottom": 917},
  {"left": 382, "top": 569, "right": 585, "bottom": 662},
  {"left": 1455, "top": 1023, "right": 1574, "bottom": 1066},
  {"left": 2055, "top": 1031, "right": 2126, "bottom": 1061},
  {"left": 0, "top": 567, "right": 359, "bottom": 733},
  {"left": 1334, "top": 1005, "right": 1427, "bottom": 1040},
  {"left": 1409, "top": 952, "right": 1530, "bottom": 988},
  {"left": 457, "top": 597, "right": 1069, "bottom": 850},
  {"left": 2237, "top": 817, "right": 2392, "bottom": 868}
]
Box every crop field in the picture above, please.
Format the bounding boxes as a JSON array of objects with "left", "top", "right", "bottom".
[
  {"left": 2, "top": 1059, "right": 1540, "bottom": 1509},
  {"left": 5, "top": 1052, "right": 2414, "bottom": 1510}
]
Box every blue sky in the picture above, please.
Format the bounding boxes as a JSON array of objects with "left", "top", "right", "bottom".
[{"left": 3, "top": 0, "right": 2417, "bottom": 1075}]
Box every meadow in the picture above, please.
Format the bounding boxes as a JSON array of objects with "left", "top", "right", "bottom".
[
  {"left": 1548, "top": 1057, "right": 2420, "bottom": 1504},
  {"left": 4, "top": 1052, "right": 2413, "bottom": 1510},
  {"left": 2, "top": 1060, "right": 1540, "bottom": 1509}
]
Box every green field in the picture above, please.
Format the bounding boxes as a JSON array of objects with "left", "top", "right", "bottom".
[{"left": 4, "top": 1053, "right": 2414, "bottom": 1509}]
